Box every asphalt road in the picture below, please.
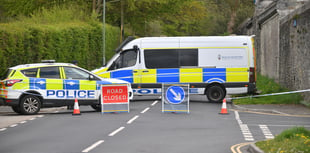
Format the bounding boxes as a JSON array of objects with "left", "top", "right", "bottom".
[{"left": 0, "top": 95, "right": 309, "bottom": 153}]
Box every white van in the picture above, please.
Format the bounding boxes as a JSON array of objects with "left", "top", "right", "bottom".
[{"left": 92, "top": 36, "right": 256, "bottom": 102}]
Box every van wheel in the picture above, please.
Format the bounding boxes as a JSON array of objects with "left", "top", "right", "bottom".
[
  {"left": 91, "top": 104, "right": 101, "bottom": 112},
  {"left": 11, "top": 106, "right": 22, "bottom": 114},
  {"left": 206, "top": 85, "right": 225, "bottom": 102},
  {"left": 19, "top": 95, "right": 41, "bottom": 115}
]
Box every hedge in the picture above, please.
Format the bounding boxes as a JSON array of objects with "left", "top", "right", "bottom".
[{"left": 0, "top": 21, "right": 120, "bottom": 78}]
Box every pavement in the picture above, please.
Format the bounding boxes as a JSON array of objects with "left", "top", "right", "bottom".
[
  {"left": 232, "top": 103, "right": 310, "bottom": 116},
  {"left": 231, "top": 103, "right": 310, "bottom": 153}
]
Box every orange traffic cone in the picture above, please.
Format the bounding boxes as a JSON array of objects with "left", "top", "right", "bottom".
[
  {"left": 219, "top": 98, "right": 229, "bottom": 115},
  {"left": 72, "top": 98, "right": 81, "bottom": 115}
]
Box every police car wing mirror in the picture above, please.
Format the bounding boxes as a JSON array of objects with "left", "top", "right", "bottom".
[{"left": 89, "top": 75, "right": 95, "bottom": 80}]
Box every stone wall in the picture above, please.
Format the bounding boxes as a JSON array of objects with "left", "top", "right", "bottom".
[
  {"left": 279, "top": 4, "right": 310, "bottom": 101},
  {"left": 260, "top": 13, "right": 280, "bottom": 80},
  {"left": 238, "top": 0, "right": 310, "bottom": 102}
]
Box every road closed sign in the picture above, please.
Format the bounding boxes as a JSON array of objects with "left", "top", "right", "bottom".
[
  {"left": 102, "top": 85, "right": 128, "bottom": 103},
  {"left": 101, "top": 84, "right": 129, "bottom": 113}
]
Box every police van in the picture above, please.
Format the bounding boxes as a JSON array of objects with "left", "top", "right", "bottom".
[
  {"left": 92, "top": 36, "right": 256, "bottom": 102},
  {"left": 0, "top": 61, "right": 133, "bottom": 115}
]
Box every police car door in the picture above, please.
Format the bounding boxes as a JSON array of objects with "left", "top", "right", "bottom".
[
  {"left": 38, "top": 66, "right": 63, "bottom": 102},
  {"left": 107, "top": 49, "right": 139, "bottom": 84},
  {"left": 62, "top": 66, "right": 97, "bottom": 100}
]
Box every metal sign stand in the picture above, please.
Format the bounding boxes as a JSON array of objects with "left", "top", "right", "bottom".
[{"left": 162, "top": 84, "right": 189, "bottom": 114}]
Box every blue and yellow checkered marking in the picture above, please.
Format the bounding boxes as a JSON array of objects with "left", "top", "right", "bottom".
[
  {"left": 28, "top": 78, "right": 114, "bottom": 91},
  {"left": 64, "top": 80, "right": 79, "bottom": 90},
  {"left": 157, "top": 69, "right": 179, "bottom": 83},
  {"left": 30, "top": 78, "right": 46, "bottom": 90},
  {"left": 96, "top": 80, "right": 113, "bottom": 90},
  {"left": 203, "top": 68, "right": 226, "bottom": 83},
  {"left": 111, "top": 70, "right": 133, "bottom": 83},
  {"left": 102, "top": 68, "right": 249, "bottom": 84}
]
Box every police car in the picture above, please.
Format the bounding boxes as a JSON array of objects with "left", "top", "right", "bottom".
[{"left": 0, "top": 61, "right": 133, "bottom": 115}]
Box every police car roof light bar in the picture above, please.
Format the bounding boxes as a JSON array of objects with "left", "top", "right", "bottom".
[{"left": 41, "top": 60, "right": 55, "bottom": 63}]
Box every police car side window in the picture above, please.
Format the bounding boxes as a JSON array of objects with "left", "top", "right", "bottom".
[
  {"left": 39, "top": 67, "right": 60, "bottom": 79},
  {"left": 64, "top": 67, "right": 90, "bottom": 80},
  {"left": 21, "top": 68, "right": 38, "bottom": 77}
]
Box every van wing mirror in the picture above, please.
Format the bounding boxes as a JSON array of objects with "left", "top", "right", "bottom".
[
  {"left": 133, "top": 45, "right": 141, "bottom": 63},
  {"left": 133, "top": 45, "right": 138, "bottom": 51}
]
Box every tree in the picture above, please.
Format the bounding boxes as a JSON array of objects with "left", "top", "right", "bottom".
[
  {"left": 105, "top": 0, "right": 197, "bottom": 36},
  {"left": 227, "top": 0, "right": 240, "bottom": 34},
  {"left": 0, "top": 0, "right": 254, "bottom": 36},
  {"left": 160, "top": 0, "right": 206, "bottom": 36}
]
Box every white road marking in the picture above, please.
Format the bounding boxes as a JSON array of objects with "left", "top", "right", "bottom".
[
  {"left": 234, "top": 111, "right": 254, "bottom": 141},
  {"left": 259, "top": 125, "right": 274, "bottom": 139},
  {"left": 10, "top": 124, "right": 18, "bottom": 128},
  {"left": 109, "top": 127, "right": 125, "bottom": 136},
  {"left": 141, "top": 107, "right": 150, "bottom": 114},
  {"left": 127, "top": 115, "right": 139, "bottom": 124},
  {"left": 29, "top": 118, "right": 36, "bottom": 121},
  {"left": 0, "top": 128, "right": 7, "bottom": 132},
  {"left": 151, "top": 100, "right": 158, "bottom": 106},
  {"left": 20, "top": 121, "right": 27, "bottom": 124},
  {"left": 254, "top": 124, "right": 310, "bottom": 127},
  {"left": 82, "top": 140, "right": 104, "bottom": 153}
]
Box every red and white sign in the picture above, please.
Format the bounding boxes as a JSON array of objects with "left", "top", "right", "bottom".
[{"left": 101, "top": 85, "right": 128, "bottom": 104}]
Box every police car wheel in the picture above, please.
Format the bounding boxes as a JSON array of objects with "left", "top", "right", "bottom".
[
  {"left": 206, "top": 85, "right": 225, "bottom": 103},
  {"left": 20, "top": 95, "right": 41, "bottom": 115},
  {"left": 11, "top": 106, "right": 22, "bottom": 114},
  {"left": 91, "top": 104, "right": 101, "bottom": 112}
]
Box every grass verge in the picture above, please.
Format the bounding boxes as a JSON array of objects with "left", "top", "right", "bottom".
[
  {"left": 233, "top": 74, "right": 303, "bottom": 105},
  {"left": 256, "top": 127, "right": 310, "bottom": 153}
]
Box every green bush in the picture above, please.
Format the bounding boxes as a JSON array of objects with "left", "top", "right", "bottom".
[
  {"left": 0, "top": 3, "right": 121, "bottom": 78},
  {"left": 0, "top": 22, "right": 120, "bottom": 78},
  {"left": 256, "top": 127, "right": 310, "bottom": 153}
]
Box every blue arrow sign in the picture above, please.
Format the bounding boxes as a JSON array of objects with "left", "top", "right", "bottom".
[{"left": 166, "top": 86, "right": 185, "bottom": 104}]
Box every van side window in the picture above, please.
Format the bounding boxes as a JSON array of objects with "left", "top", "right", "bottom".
[
  {"left": 144, "top": 49, "right": 178, "bottom": 68},
  {"left": 179, "top": 49, "right": 198, "bottom": 67},
  {"left": 144, "top": 49, "right": 198, "bottom": 68},
  {"left": 109, "top": 50, "right": 137, "bottom": 71}
]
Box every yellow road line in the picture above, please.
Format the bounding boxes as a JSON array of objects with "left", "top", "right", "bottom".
[{"left": 231, "top": 142, "right": 253, "bottom": 153}]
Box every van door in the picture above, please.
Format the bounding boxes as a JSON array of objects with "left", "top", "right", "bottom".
[{"left": 107, "top": 49, "right": 139, "bottom": 84}]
